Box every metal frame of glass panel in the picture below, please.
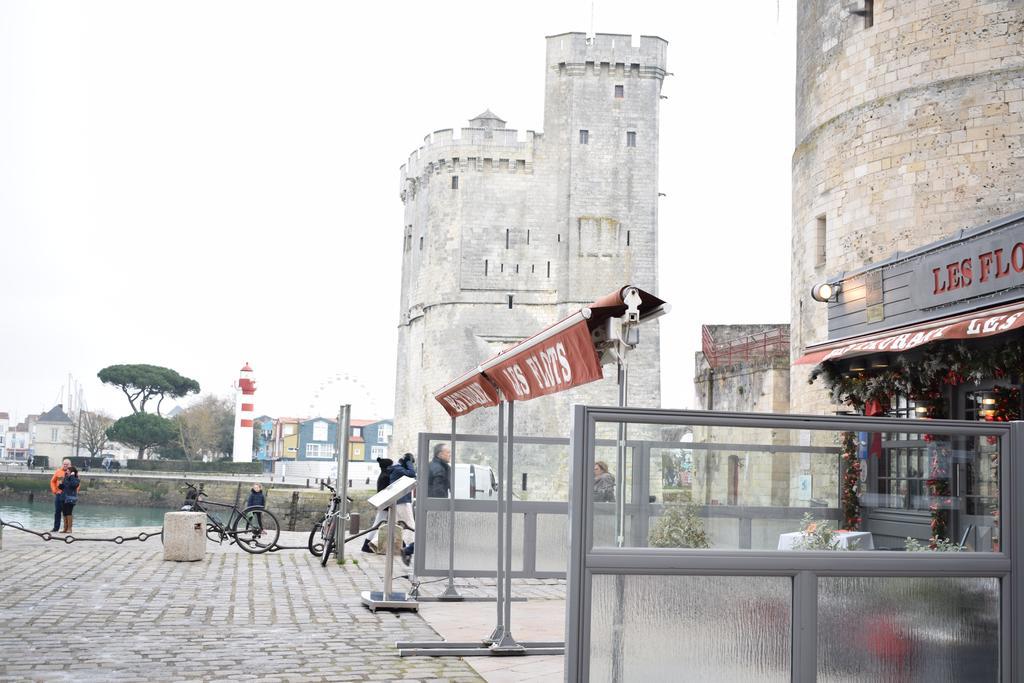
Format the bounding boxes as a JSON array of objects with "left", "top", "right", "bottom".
[
  {"left": 565, "top": 406, "right": 1021, "bottom": 683},
  {"left": 412, "top": 430, "right": 575, "bottom": 581}
]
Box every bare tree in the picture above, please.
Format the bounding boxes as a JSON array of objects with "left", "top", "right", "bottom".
[
  {"left": 78, "top": 410, "right": 114, "bottom": 457},
  {"left": 174, "top": 395, "right": 234, "bottom": 461},
  {"left": 64, "top": 410, "right": 115, "bottom": 458}
]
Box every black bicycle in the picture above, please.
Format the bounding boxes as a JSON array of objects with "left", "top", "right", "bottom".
[
  {"left": 180, "top": 481, "right": 280, "bottom": 554},
  {"left": 309, "top": 482, "right": 347, "bottom": 566}
]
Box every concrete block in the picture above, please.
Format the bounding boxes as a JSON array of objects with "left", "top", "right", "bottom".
[{"left": 163, "top": 512, "right": 206, "bottom": 562}]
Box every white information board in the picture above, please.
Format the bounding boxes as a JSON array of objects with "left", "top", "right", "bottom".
[{"left": 367, "top": 476, "right": 416, "bottom": 509}]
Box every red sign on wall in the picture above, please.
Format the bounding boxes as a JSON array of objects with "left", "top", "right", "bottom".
[{"left": 485, "top": 320, "right": 604, "bottom": 401}]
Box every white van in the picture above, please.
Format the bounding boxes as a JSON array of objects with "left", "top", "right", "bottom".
[{"left": 452, "top": 463, "right": 497, "bottom": 500}]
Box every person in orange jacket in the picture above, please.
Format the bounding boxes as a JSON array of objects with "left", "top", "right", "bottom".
[{"left": 49, "top": 459, "right": 72, "bottom": 532}]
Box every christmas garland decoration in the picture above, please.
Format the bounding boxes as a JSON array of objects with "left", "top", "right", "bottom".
[
  {"left": 808, "top": 340, "right": 1024, "bottom": 411},
  {"left": 840, "top": 431, "right": 862, "bottom": 530},
  {"left": 925, "top": 442, "right": 951, "bottom": 546}
]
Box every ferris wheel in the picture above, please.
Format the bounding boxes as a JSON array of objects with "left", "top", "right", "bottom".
[{"left": 307, "top": 371, "right": 384, "bottom": 419}]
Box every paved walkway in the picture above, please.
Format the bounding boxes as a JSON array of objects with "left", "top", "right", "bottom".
[{"left": 0, "top": 525, "right": 566, "bottom": 682}]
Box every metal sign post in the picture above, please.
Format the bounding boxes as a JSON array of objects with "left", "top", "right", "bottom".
[
  {"left": 440, "top": 416, "right": 462, "bottom": 600},
  {"left": 335, "top": 404, "right": 351, "bottom": 564},
  {"left": 362, "top": 476, "right": 419, "bottom": 612}
]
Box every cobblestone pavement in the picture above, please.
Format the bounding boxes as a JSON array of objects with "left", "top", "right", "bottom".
[
  {"left": 0, "top": 525, "right": 567, "bottom": 682},
  {"left": 0, "top": 526, "right": 485, "bottom": 682}
]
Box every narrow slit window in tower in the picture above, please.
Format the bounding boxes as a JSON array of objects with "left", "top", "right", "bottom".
[
  {"left": 500, "top": 263, "right": 504, "bottom": 273},
  {"left": 451, "top": 176, "right": 459, "bottom": 189},
  {"left": 506, "top": 229, "right": 510, "bottom": 249},
  {"left": 531, "top": 264, "right": 535, "bottom": 273},
  {"left": 515, "top": 264, "right": 519, "bottom": 274},
  {"left": 627, "top": 230, "right": 631, "bottom": 246},
  {"left": 579, "top": 129, "right": 589, "bottom": 145},
  {"left": 419, "top": 236, "right": 423, "bottom": 251},
  {"left": 816, "top": 215, "right": 827, "bottom": 267},
  {"left": 626, "top": 131, "right": 637, "bottom": 147},
  {"left": 863, "top": 0, "right": 874, "bottom": 28},
  {"left": 615, "top": 84, "right": 624, "bottom": 98},
  {"left": 527, "top": 229, "right": 530, "bottom": 245},
  {"left": 546, "top": 261, "right": 551, "bottom": 277},
  {"left": 484, "top": 259, "right": 489, "bottom": 276},
  {"left": 507, "top": 295, "right": 514, "bottom": 309}
]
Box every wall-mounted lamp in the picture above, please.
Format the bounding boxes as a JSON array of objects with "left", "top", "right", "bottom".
[
  {"left": 810, "top": 282, "right": 841, "bottom": 303},
  {"left": 981, "top": 397, "right": 997, "bottom": 406},
  {"left": 870, "top": 356, "right": 889, "bottom": 369},
  {"left": 849, "top": 363, "right": 866, "bottom": 372},
  {"left": 914, "top": 405, "right": 930, "bottom": 415}
]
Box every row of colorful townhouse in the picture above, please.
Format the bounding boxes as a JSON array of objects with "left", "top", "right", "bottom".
[{"left": 253, "top": 416, "right": 394, "bottom": 464}]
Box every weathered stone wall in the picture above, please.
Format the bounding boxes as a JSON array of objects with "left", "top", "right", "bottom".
[
  {"left": 393, "top": 32, "right": 667, "bottom": 451},
  {"left": 791, "top": 0, "right": 1024, "bottom": 415},
  {"left": 692, "top": 341, "right": 801, "bottom": 508},
  {"left": 0, "top": 473, "right": 376, "bottom": 532}
]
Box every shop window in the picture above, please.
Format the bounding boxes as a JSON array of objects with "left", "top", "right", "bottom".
[
  {"left": 627, "top": 131, "right": 636, "bottom": 147},
  {"left": 879, "top": 395, "right": 929, "bottom": 511},
  {"left": 579, "top": 129, "right": 589, "bottom": 145},
  {"left": 614, "top": 84, "right": 624, "bottom": 98}
]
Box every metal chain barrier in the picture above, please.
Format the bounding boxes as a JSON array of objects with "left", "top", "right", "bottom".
[{"left": 0, "top": 517, "right": 162, "bottom": 545}]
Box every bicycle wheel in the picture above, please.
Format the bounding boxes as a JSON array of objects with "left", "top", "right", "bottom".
[
  {"left": 232, "top": 507, "right": 280, "bottom": 554},
  {"left": 206, "top": 523, "right": 223, "bottom": 544},
  {"left": 308, "top": 521, "right": 324, "bottom": 557},
  {"left": 319, "top": 519, "right": 336, "bottom": 567}
]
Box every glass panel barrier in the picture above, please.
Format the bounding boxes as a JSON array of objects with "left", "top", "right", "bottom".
[
  {"left": 423, "top": 510, "right": 524, "bottom": 572},
  {"left": 589, "top": 574, "right": 791, "bottom": 682},
  {"left": 817, "top": 576, "right": 999, "bottom": 682},
  {"left": 535, "top": 513, "right": 569, "bottom": 572},
  {"left": 591, "top": 422, "right": 1003, "bottom": 553}
]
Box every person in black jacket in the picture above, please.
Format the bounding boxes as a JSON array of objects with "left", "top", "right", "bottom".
[
  {"left": 363, "top": 458, "right": 395, "bottom": 553},
  {"left": 428, "top": 443, "right": 451, "bottom": 498},
  {"left": 387, "top": 453, "right": 417, "bottom": 564},
  {"left": 245, "top": 483, "right": 266, "bottom": 528},
  {"left": 59, "top": 467, "right": 81, "bottom": 534}
]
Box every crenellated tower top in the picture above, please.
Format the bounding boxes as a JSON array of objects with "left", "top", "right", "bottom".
[{"left": 544, "top": 32, "right": 667, "bottom": 77}]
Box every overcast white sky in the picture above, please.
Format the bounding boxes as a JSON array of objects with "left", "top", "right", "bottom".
[{"left": 0, "top": 1, "right": 796, "bottom": 425}]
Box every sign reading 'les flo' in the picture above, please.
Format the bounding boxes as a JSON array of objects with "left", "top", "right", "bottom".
[
  {"left": 486, "top": 320, "right": 603, "bottom": 401},
  {"left": 914, "top": 220, "right": 1024, "bottom": 309}
]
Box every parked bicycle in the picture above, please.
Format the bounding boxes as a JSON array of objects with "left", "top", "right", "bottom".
[
  {"left": 180, "top": 481, "right": 280, "bottom": 554},
  {"left": 308, "top": 482, "right": 348, "bottom": 566}
]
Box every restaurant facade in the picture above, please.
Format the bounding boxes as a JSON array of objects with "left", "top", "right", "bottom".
[{"left": 797, "top": 210, "right": 1024, "bottom": 549}]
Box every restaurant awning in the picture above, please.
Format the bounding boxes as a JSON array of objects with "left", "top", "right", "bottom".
[
  {"left": 795, "top": 299, "right": 1024, "bottom": 365},
  {"left": 433, "top": 285, "right": 667, "bottom": 416}
]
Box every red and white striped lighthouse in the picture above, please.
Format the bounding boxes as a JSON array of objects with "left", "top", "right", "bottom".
[{"left": 233, "top": 362, "right": 256, "bottom": 463}]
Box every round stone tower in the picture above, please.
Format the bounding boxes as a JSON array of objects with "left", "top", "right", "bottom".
[{"left": 791, "top": 0, "right": 1024, "bottom": 414}]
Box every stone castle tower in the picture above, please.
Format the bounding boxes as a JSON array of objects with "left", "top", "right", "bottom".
[
  {"left": 393, "top": 32, "right": 668, "bottom": 451},
  {"left": 791, "top": 1, "right": 1024, "bottom": 414}
]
